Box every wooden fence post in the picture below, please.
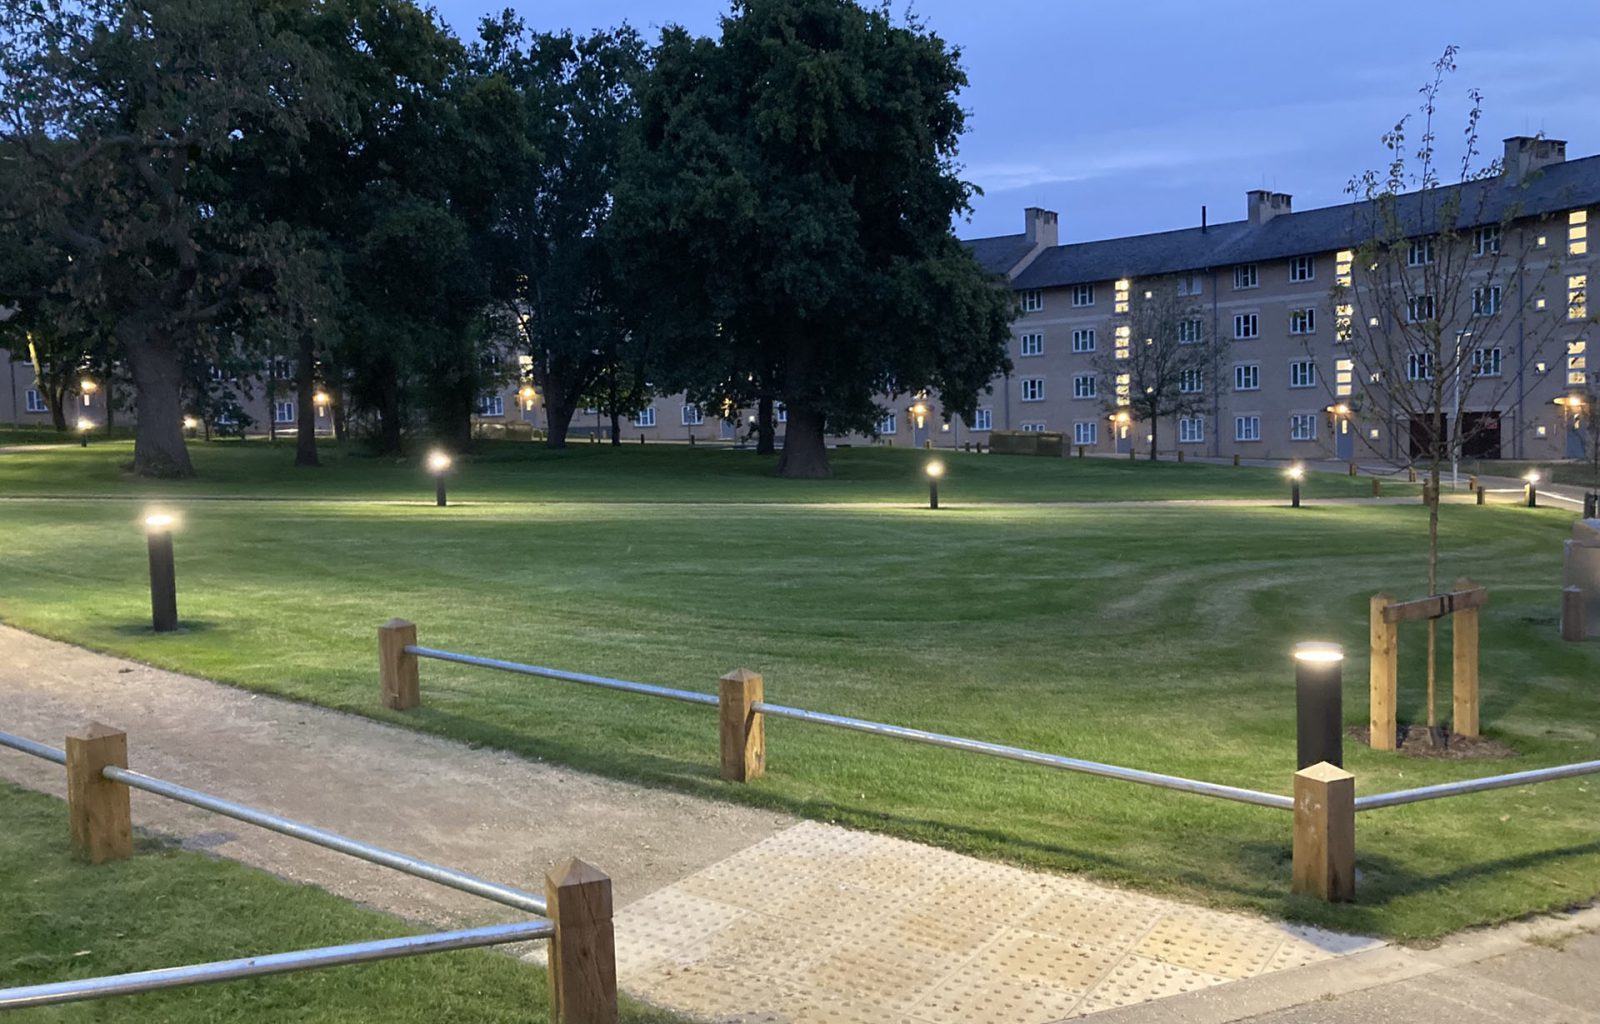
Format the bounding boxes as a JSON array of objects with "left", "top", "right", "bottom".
[
  {"left": 1563, "top": 586, "right": 1587, "bottom": 642},
  {"left": 66, "top": 723, "right": 133, "bottom": 864},
  {"left": 546, "top": 859, "right": 618, "bottom": 1024},
  {"left": 1292, "top": 762, "right": 1356, "bottom": 902},
  {"left": 719, "top": 669, "right": 765, "bottom": 782},
  {"left": 1452, "top": 577, "right": 1481, "bottom": 737},
  {"left": 1177, "top": 450, "right": 1185, "bottom": 463},
  {"left": 379, "top": 619, "right": 420, "bottom": 710},
  {"left": 1348, "top": 462, "right": 1357, "bottom": 477},
  {"left": 1232, "top": 453, "right": 1240, "bottom": 467},
  {"left": 1369, "top": 595, "right": 1398, "bottom": 751},
  {"left": 1407, "top": 466, "right": 1417, "bottom": 482}
]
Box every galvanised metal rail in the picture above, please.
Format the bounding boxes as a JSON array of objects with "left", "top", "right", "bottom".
[
  {"left": 0, "top": 920, "right": 553, "bottom": 1010},
  {"left": 406, "top": 644, "right": 1296, "bottom": 811},
  {"left": 1354, "top": 758, "right": 1600, "bottom": 811},
  {"left": 0, "top": 729, "right": 551, "bottom": 1011}
]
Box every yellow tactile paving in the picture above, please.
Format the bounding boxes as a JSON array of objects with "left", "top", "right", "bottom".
[{"left": 613, "top": 821, "right": 1381, "bottom": 1023}]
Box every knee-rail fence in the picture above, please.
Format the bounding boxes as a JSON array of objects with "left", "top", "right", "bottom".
[
  {"left": 380, "top": 618, "right": 1600, "bottom": 904},
  {"left": 0, "top": 725, "right": 617, "bottom": 1023}
]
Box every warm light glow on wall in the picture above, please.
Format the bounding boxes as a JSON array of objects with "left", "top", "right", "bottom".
[
  {"left": 1335, "top": 358, "right": 1354, "bottom": 397},
  {"left": 1114, "top": 279, "right": 1130, "bottom": 314},
  {"left": 1571, "top": 210, "right": 1589, "bottom": 256}
]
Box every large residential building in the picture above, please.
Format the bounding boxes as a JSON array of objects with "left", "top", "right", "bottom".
[{"left": 957, "top": 135, "right": 1597, "bottom": 462}]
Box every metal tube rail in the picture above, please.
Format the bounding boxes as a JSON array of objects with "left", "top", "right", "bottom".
[
  {"left": 1354, "top": 759, "right": 1600, "bottom": 811},
  {"left": 99, "top": 764, "right": 548, "bottom": 916},
  {"left": 407, "top": 644, "right": 720, "bottom": 708},
  {"left": 0, "top": 919, "right": 553, "bottom": 1010},
  {"left": 751, "top": 701, "right": 1296, "bottom": 810},
  {"left": 0, "top": 729, "right": 67, "bottom": 765}
]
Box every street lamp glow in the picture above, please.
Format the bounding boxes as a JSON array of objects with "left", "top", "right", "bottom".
[
  {"left": 427, "top": 451, "right": 452, "bottom": 474},
  {"left": 182, "top": 416, "right": 199, "bottom": 430},
  {"left": 77, "top": 417, "right": 93, "bottom": 431},
  {"left": 79, "top": 378, "right": 97, "bottom": 394},
  {"left": 925, "top": 460, "right": 945, "bottom": 479},
  {"left": 313, "top": 390, "right": 331, "bottom": 406},
  {"left": 1525, "top": 470, "right": 1541, "bottom": 483},
  {"left": 143, "top": 513, "right": 176, "bottom": 531},
  {"left": 1288, "top": 464, "right": 1305, "bottom": 480},
  {"left": 1293, "top": 641, "right": 1345, "bottom": 664}
]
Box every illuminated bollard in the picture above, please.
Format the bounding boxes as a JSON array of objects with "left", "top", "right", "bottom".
[
  {"left": 144, "top": 514, "right": 179, "bottom": 633},
  {"left": 427, "top": 451, "right": 452, "bottom": 507},
  {"left": 1294, "top": 642, "right": 1344, "bottom": 770},
  {"left": 925, "top": 460, "right": 943, "bottom": 510},
  {"left": 1525, "top": 471, "right": 1539, "bottom": 509},
  {"left": 78, "top": 417, "right": 93, "bottom": 447},
  {"left": 1288, "top": 464, "right": 1304, "bottom": 509}
]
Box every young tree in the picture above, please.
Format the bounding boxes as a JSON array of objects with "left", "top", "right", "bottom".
[
  {"left": 1090, "top": 278, "right": 1215, "bottom": 458},
  {"left": 0, "top": 0, "right": 340, "bottom": 476},
  {"left": 1337, "top": 48, "right": 1579, "bottom": 732},
  {"left": 613, "top": 0, "right": 1014, "bottom": 478}
]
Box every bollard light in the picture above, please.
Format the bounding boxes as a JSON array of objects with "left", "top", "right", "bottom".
[
  {"left": 1293, "top": 642, "right": 1344, "bottom": 769},
  {"left": 1524, "top": 470, "right": 1540, "bottom": 509},
  {"left": 925, "top": 460, "right": 944, "bottom": 509},
  {"left": 427, "top": 451, "right": 453, "bottom": 507},
  {"left": 1288, "top": 463, "right": 1304, "bottom": 508},
  {"left": 143, "top": 513, "right": 179, "bottom": 633},
  {"left": 77, "top": 417, "right": 93, "bottom": 447}
]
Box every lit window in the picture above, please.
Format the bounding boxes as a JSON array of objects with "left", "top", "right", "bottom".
[
  {"left": 1233, "top": 364, "right": 1260, "bottom": 391},
  {"left": 1073, "top": 421, "right": 1098, "bottom": 446},
  {"left": 1407, "top": 353, "right": 1434, "bottom": 380},
  {"left": 1071, "top": 284, "right": 1094, "bottom": 307},
  {"left": 1020, "top": 378, "right": 1045, "bottom": 402},
  {"left": 1072, "top": 374, "right": 1097, "bottom": 400},
  {"left": 1072, "top": 329, "right": 1096, "bottom": 353},
  {"left": 1289, "top": 308, "right": 1316, "bottom": 335},
  {"left": 477, "top": 395, "right": 504, "bottom": 417},
  {"left": 680, "top": 404, "right": 705, "bottom": 426},
  {"left": 1289, "top": 361, "right": 1317, "bottom": 389},
  {"left": 1179, "top": 369, "right": 1203, "bottom": 394},
  {"left": 971, "top": 408, "right": 992, "bottom": 431},
  {"left": 1472, "top": 348, "right": 1502, "bottom": 377},
  {"left": 1178, "top": 415, "right": 1204, "bottom": 443},
  {"left": 1178, "top": 319, "right": 1204, "bottom": 344},
  {"left": 1114, "top": 278, "right": 1131, "bottom": 314},
  {"left": 1408, "top": 239, "right": 1435, "bottom": 266},
  {"left": 24, "top": 388, "right": 46, "bottom": 413},
  {"left": 1020, "top": 334, "right": 1044, "bottom": 357},
  {"left": 1536, "top": 424, "right": 1549, "bottom": 438},
  {"left": 1474, "top": 225, "right": 1501, "bottom": 256},
  {"left": 1235, "top": 415, "right": 1262, "bottom": 442},
  {"left": 1335, "top": 358, "right": 1354, "bottom": 397},
  {"left": 1570, "top": 210, "right": 1589, "bottom": 256},
  {"left": 1570, "top": 340, "right": 1588, "bottom": 385},
  {"left": 1234, "top": 264, "right": 1258, "bottom": 289},
  {"left": 1290, "top": 413, "right": 1317, "bottom": 441},
  {"left": 1368, "top": 427, "right": 1381, "bottom": 439},
  {"left": 1233, "top": 313, "right": 1259, "bottom": 340},
  {"left": 1335, "top": 249, "right": 1353, "bottom": 287},
  {"left": 1020, "top": 290, "right": 1043, "bottom": 313},
  {"left": 274, "top": 400, "right": 296, "bottom": 423},
  {"left": 1569, "top": 274, "right": 1587, "bottom": 320},
  {"left": 1289, "top": 256, "right": 1315, "bottom": 282},
  {"left": 633, "top": 406, "right": 657, "bottom": 428},
  {"left": 1115, "top": 324, "right": 1131, "bottom": 359},
  {"left": 1115, "top": 372, "right": 1130, "bottom": 405}
]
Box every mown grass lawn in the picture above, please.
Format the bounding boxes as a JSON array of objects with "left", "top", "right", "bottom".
[
  {"left": 1, "top": 440, "right": 1594, "bottom": 943},
  {"left": 0, "top": 784, "right": 680, "bottom": 1023}
]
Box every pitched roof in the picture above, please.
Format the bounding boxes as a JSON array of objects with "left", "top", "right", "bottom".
[{"left": 966, "top": 153, "right": 1600, "bottom": 290}]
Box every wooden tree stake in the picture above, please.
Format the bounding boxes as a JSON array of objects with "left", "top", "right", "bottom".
[
  {"left": 1562, "top": 586, "right": 1587, "bottom": 642},
  {"left": 66, "top": 723, "right": 132, "bottom": 864},
  {"left": 379, "top": 619, "right": 420, "bottom": 710},
  {"left": 1292, "top": 762, "right": 1356, "bottom": 902},
  {"left": 719, "top": 669, "right": 765, "bottom": 782},
  {"left": 1369, "top": 594, "right": 1398, "bottom": 751},
  {"left": 1371, "top": 478, "right": 1382, "bottom": 498},
  {"left": 1452, "top": 577, "right": 1481, "bottom": 737},
  {"left": 546, "top": 859, "right": 618, "bottom": 1024}
]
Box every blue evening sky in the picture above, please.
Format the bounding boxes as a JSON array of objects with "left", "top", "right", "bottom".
[{"left": 431, "top": 0, "right": 1600, "bottom": 244}]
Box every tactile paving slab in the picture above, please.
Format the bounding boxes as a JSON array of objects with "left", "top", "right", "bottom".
[{"left": 609, "top": 821, "right": 1382, "bottom": 1024}]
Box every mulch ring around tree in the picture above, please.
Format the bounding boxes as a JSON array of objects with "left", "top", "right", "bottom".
[{"left": 1347, "top": 725, "right": 1519, "bottom": 759}]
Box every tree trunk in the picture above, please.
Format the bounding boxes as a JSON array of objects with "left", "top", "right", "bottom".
[
  {"left": 332, "top": 391, "right": 347, "bottom": 444},
  {"left": 757, "top": 394, "right": 775, "bottom": 455},
  {"left": 123, "top": 334, "right": 195, "bottom": 477},
  {"left": 1148, "top": 417, "right": 1159, "bottom": 460},
  {"left": 541, "top": 364, "right": 579, "bottom": 450},
  {"left": 294, "top": 333, "right": 319, "bottom": 467},
  {"left": 46, "top": 389, "right": 67, "bottom": 432},
  {"left": 777, "top": 405, "right": 830, "bottom": 478}
]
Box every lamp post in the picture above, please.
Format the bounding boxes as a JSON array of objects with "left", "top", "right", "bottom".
[
  {"left": 144, "top": 513, "right": 179, "bottom": 633},
  {"left": 1294, "top": 642, "right": 1344, "bottom": 769},
  {"left": 1524, "top": 471, "right": 1539, "bottom": 509},
  {"left": 1288, "top": 463, "right": 1304, "bottom": 508},
  {"left": 77, "top": 417, "right": 93, "bottom": 447},
  {"left": 925, "top": 460, "right": 944, "bottom": 509},
  {"left": 428, "top": 451, "right": 452, "bottom": 507}
]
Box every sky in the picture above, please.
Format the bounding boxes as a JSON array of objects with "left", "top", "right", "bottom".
[{"left": 430, "top": 0, "right": 1600, "bottom": 245}]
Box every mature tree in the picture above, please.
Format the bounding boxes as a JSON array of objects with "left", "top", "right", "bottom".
[
  {"left": 1336, "top": 48, "right": 1578, "bottom": 732},
  {"left": 0, "top": 223, "right": 91, "bottom": 432},
  {"left": 0, "top": 0, "right": 340, "bottom": 476},
  {"left": 613, "top": 0, "right": 1014, "bottom": 478},
  {"left": 475, "top": 18, "right": 646, "bottom": 449},
  {"left": 1090, "top": 278, "right": 1214, "bottom": 459}
]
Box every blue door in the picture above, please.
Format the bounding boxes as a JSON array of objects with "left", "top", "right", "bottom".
[{"left": 1335, "top": 418, "right": 1354, "bottom": 460}]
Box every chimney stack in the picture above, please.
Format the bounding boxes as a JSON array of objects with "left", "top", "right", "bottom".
[
  {"left": 1246, "top": 190, "right": 1292, "bottom": 226},
  {"left": 1503, "top": 136, "right": 1566, "bottom": 179},
  {"left": 1023, "top": 207, "right": 1059, "bottom": 248}
]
